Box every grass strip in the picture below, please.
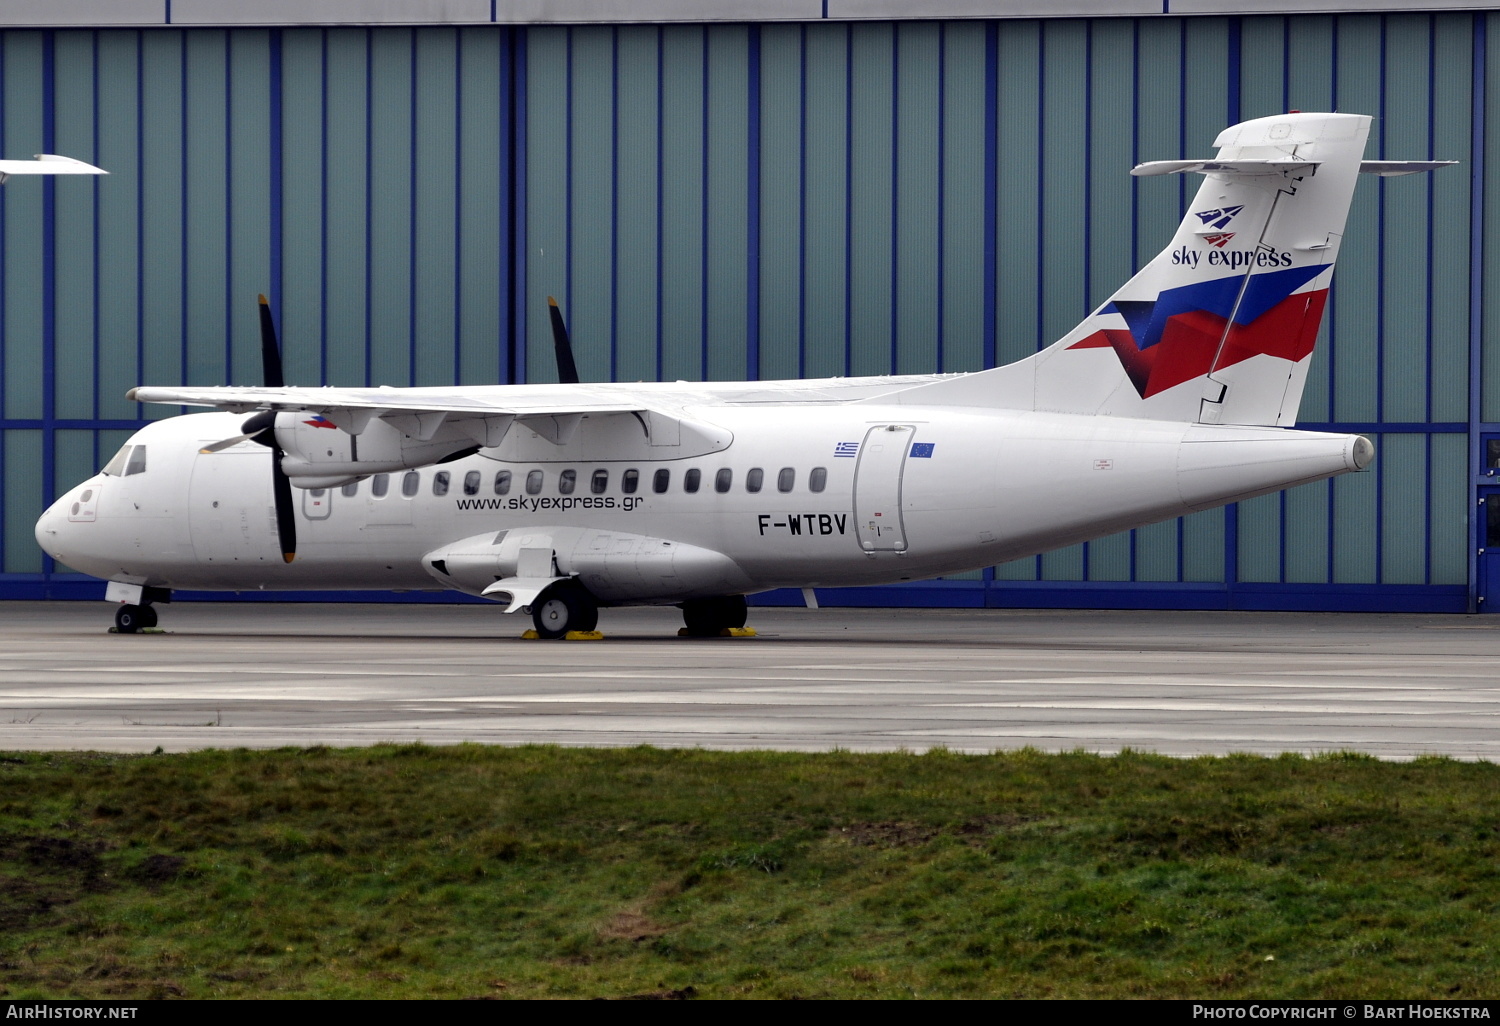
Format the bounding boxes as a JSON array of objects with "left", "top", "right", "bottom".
[{"left": 0, "top": 744, "right": 1497, "bottom": 999}]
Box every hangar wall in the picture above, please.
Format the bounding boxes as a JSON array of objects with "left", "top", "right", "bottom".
[{"left": 0, "top": 11, "right": 1489, "bottom": 610}]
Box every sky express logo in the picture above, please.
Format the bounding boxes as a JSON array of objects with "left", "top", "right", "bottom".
[
  {"left": 1171, "top": 245, "right": 1294, "bottom": 270},
  {"left": 1177, "top": 203, "right": 1291, "bottom": 266},
  {"left": 1194, "top": 205, "right": 1243, "bottom": 229}
]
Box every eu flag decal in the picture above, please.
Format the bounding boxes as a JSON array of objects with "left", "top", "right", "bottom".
[{"left": 910, "top": 442, "right": 935, "bottom": 458}]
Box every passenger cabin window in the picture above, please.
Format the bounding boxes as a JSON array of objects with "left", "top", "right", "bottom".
[
  {"left": 402, "top": 471, "right": 420, "bottom": 497},
  {"left": 124, "top": 446, "right": 148, "bottom": 477},
  {"left": 494, "top": 471, "right": 512, "bottom": 495},
  {"left": 778, "top": 467, "right": 795, "bottom": 492},
  {"left": 526, "top": 470, "right": 544, "bottom": 495},
  {"left": 715, "top": 469, "right": 732, "bottom": 493},
  {"left": 684, "top": 469, "right": 701, "bottom": 493},
  {"left": 372, "top": 474, "right": 390, "bottom": 498},
  {"left": 463, "top": 470, "right": 481, "bottom": 496},
  {"left": 591, "top": 469, "right": 608, "bottom": 494},
  {"left": 746, "top": 467, "right": 763, "bottom": 493},
  {"left": 653, "top": 468, "right": 670, "bottom": 493},
  {"left": 433, "top": 471, "right": 450, "bottom": 496},
  {"left": 809, "top": 467, "right": 827, "bottom": 493},
  {"left": 622, "top": 469, "right": 639, "bottom": 494},
  {"left": 341, "top": 481, "right": 359, "bottom": 497},
  {"left": 559, "top": 469, "right": 577, "bottom": 495}
]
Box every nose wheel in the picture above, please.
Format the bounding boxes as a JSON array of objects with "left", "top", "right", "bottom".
[
  {"left": 530, "top": 580, "right": 599, "bottom": 640},
  {"left": 113, "top": 604, "right": 158, "bottom": 633}
]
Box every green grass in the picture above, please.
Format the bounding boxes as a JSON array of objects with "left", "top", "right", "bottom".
[{"left": 1, "top": 744, "right": 1497, "bottom": 999}]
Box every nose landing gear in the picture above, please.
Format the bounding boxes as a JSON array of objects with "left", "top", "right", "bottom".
[
  {"left": 107, "top": 584, "right": 172, "bottom": 634},
  {"left": 113, "top": 604, "right": 157, "bottom": 633}
]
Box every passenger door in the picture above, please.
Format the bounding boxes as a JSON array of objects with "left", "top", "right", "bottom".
[{"left": 853, "top": 424, "right": 914, "bottom": 553}]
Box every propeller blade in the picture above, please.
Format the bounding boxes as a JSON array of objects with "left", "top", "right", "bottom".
[
  {"left": 198, "top": 433, "right": 254, "bottom": 454},
  {"left": 258, "top": 293, "right": 286, "bottom": 389},
  {"left": 253, "top": 296, "right": 293, "bottom": 561},
  {"left": 546, "top": 295, "right": 581, "bottom": 385},
  {"left": 270, "top": 451, "right": 297, "bottom": 563},
  {"left": 199, "top": 409, "right": 280, "bottom": 454}
]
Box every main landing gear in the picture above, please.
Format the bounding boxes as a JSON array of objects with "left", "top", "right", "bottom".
[
  {"left": 531, "top": 580, "right": 600, "bottom": 640},
  {"left": 680, "top": 595, "right": 749, "bottom": 637}
]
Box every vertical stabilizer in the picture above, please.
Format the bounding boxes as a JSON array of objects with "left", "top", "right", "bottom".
[
  {"left": 1040, "top": 112, "right": 1368, "bottom": 426},
  {"left": 888, "top": 113, "right": 1456, "bottom": 426}
]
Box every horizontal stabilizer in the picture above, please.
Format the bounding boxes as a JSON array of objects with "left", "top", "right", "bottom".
[
  {"left": 1357, "top": 160, "right": 1459, "bottom": 176},
  {"left": 1131, "top": 159, "right": 1320, "bottom": 177}
]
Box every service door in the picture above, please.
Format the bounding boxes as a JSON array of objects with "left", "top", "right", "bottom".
[{"left": 853, "top": 424, "right": 915, "bottom": 552}]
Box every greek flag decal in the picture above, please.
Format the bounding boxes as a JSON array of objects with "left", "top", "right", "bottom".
[{"left": 834, "top": 442, "right": 859, "bottom": 458}]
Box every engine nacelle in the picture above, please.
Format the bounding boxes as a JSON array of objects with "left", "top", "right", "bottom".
[
  {"left": 422, "top": 527, "right": 752, "bottom": 605},
  {"left": 275, "top": 411, "right": 498, "bottom": 488}
]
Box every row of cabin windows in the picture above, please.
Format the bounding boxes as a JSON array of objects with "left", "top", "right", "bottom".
[{"left": 337, "top": 466, "right": 830, "bottom": 499}]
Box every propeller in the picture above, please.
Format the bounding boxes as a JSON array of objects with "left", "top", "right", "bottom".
[
  {"left": 546, "top": 296, "right": 581, "bottom": 385},
  {"left": 254, "top": 295, "right": 298, "bottom": 563},
  {"left": 200, "top": 296, "right": 297, "bottom": 562}
]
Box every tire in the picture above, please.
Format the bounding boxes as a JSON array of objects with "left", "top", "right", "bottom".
[
  {"left": 139, "top": 605, "right": 159, "bottom": 629},
  {"left": 115, "top": 604, "right": 147, "bottom": 634},
  {"left": 530, "top": 581, "right": 599, "bottom": 640},
  {"left": 680, "top": 595, "right": 748, "bottom": 637}
]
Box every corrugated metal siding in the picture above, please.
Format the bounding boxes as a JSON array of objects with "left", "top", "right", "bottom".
[{"left": 0, "top": 12, "right": 1487, "bottom": 607}]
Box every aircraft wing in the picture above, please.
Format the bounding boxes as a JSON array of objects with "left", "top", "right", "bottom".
[{"left": 127, "top": 383, "right": 678, "bottom": 448}]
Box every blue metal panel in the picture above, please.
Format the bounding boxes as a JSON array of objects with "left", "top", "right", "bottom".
[
  {"left": 94, "top": 31, "right": 141, "bottom": 422},
  {"left": 367, "top": 29, "right": 414, "bottom": 387},
  {"left": 893, "top": 21, "right": 939, "bottom": 377},
  {"left": 568, "top": 27, "right": 614, "bottom": 383},
  {"left": 524, "top": 27, "right": 569, "bottom": 384},
  {"left": 614, "top": 25, "right": 662, "bottom": 384},
  {"left": 756, "top": 23, "right": 799, "bottom": 382},
  {"left": 52, "top": 32, "right": 95, "bottom": 422},
  {"left": 800, "top": 22, "right": 848, "bottom": 380},
  {"left": 4, "top": 429, "right": 41, "bottom": 572},
  {"left": 227, "top": 30, "right": 274, "bottom": 388},
  {"left": 704, "top": 24, "right": 748, "bottom": 381},
  {"left": 657, "top": 26, "right": 705, "bottom": 382},
  {"left": 847, "top": 23, "right": 894, "bottom": 379},
  {"left": 278, "top": 29, "right": 322, "bottom": 385},
  {"left": 412, "top": 28, "right": 460, "bottom": 387},
  {"left": 323, "top": 29, "right": 371, "bottom": 387},
  {"left": 941, "top": 21, "right": 986, "bottom": 374}
]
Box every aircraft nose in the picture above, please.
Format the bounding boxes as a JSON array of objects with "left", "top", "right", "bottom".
[{"left": 34, "top": 502, "right": 68, "bottom": 561}]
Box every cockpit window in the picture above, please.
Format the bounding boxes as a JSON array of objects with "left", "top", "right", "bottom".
[
  {"left": 125, "top": 446, "right": 147, "bottom": 476},
  {"left": 101, "top": 445, "right": 131, "bottom": 477}
]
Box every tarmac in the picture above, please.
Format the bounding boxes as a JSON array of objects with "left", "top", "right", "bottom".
[{"left": 1, "top": 600, "right": 1497, "bottom": 759}]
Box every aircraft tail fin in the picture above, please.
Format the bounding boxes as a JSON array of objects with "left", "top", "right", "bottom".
[{"left": 892, "top": 113, "right": 1449, "bottom": 426}]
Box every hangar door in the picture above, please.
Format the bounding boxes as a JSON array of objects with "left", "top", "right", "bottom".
[{"left": 853, "top": 425, "right": 915, "bottom": 553}]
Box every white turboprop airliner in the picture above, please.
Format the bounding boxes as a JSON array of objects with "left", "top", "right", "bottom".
[{"left": 35, "top": 113, "right": 1451, "bottom": 638}]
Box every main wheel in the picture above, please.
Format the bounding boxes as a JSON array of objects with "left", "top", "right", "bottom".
[
  {"left": 680, "top": 595, "right": 748, "bottom": 637},
  {"left": 530, "top": 581, "right": 599, "bottom": 640},
  {"left": 114, "top": 604, "right": 154, "bottom": 633}
]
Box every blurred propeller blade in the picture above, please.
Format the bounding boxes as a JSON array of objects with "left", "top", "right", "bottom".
[
  {"left": 546, "top": 296, "right": 581, "bottom": 385},
  {"left": 258, "top": 293, "right": 286, "bottom": 389},
  {"left": 251, "top": 300, "right": 295, "bottom": 561}
]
